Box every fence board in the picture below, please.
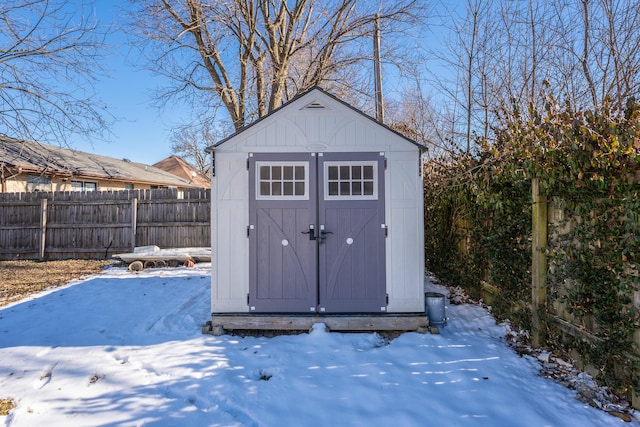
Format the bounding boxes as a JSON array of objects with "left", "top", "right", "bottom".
[{"left": 0, "top": 189, "right": 211, "bottom": 260}]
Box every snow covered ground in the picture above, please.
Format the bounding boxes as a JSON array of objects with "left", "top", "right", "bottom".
[{"left": 0, "top": 264, "right": 636, "bottom": 426}]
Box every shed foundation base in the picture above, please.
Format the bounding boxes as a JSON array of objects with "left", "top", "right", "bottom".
[{"left": 202, "top": 313, "right": 429, "bottom": 336}]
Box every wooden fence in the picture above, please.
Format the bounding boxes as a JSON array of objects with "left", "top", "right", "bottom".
[{"left": 0, "top": 188, "right": 210, "bottom": 260}]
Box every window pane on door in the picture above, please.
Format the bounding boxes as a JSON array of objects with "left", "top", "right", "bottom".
[
  {"left": 328, "top": 182, "right": 339, "bottom": 196},
  {"left": 260, "top": 182, "right": 270, "bottom": 196},
  {"left": 363, "top": 166, "right": 374, "bottom": 180},
  {"left": 324, "top": 161, "right": 378, "bottom": 200},
  {"left": 256, "top": 162, "right": 308, "bottom": 200},
  {"left": 352, "top": 182, "right": 362, "bottom": 195},
  {"left": 283, "top": 182, "right": 293, "bottom": 195},
  {"left": 364, "top": 181, "right": 374, "bottom": 195},
  {"left": 272, "top": 182, "right": 282, "bottom": 196},
  {"left": 260, "top": 166, "right": 270, "bottom": 180},
  {"left": 272, "top": 166, "right": 282, "bottom": 180}
]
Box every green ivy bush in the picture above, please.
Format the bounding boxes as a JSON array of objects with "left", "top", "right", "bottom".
[
  {"left": 424, "top": 98, "right": 640, "bottom": 396},
  {"left": 424, "top": 152, "right": 532, "bottom": 326}
]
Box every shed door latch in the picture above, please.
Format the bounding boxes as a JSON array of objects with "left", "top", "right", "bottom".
[{"left": 301, "top": 224, "right": 316, "bottom": 240}]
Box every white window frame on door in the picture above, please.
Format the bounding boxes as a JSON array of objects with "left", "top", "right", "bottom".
[
  {"left": 255, "top": 161, "right": 310, "bottom": 200},
  {"left": 323, "top": 161, "right": 378, "bottom": 201}
]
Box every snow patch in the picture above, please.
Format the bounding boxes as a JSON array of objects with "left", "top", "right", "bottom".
[{"left": 0, "top": 267, "right": 635, "bottom": 426}]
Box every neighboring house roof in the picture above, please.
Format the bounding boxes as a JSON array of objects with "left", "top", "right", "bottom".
[
  {"left": 0, "top": 136, "right": 198, "bottom": 188},
  {"left": 153, "top": 155, "right": 210, "bottom": 188},
  {"left": 206, "top": 86, "right": 426, "bottom": 151}
]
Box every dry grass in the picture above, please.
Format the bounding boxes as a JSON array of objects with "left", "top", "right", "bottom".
[
  {"left": 0, "top": 398, "right": 16, "bottom": 416},
  {"left": 0, "top": 260, "right": 113, "bottom": 307}
]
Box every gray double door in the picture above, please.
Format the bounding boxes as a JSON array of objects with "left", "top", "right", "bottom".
[{"left": 248, "top": 152, "right": 386, "bottom": 313}]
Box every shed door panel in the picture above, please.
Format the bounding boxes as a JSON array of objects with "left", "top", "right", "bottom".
[
  {"left": 249, "top": 152, "right": 385, "bottom": 313},
  {"left": 249, "top": 153, "right": 317, "bottom": 312},
  {"left": 318, "top": 153, "right": 386, "bottom": 313}
]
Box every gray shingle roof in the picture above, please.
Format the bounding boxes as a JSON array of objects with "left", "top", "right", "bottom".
[
  {"left": 0, "top": 136, "right": 198, "bottom": 188},
  {"left": 153, "top": 155, "right": 210, "bottom": 188}
]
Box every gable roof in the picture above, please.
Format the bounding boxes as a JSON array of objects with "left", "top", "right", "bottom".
[
  {"left": 0, "top": 136, "right": 198, "bottom": 188},
  {"left": 206, "top": 86, "right": 425, "bottom": 151},
  {"left": 153, "top": 155, "right": 210, "bottom": 188}
]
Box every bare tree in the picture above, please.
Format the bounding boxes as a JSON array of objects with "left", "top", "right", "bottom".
[
  {"left": 586, "top": 0, "right": 640, "bottom": 109},
  {"left": 129, "top": 0, "right": 640, "bottom": 163},
  {"left": 169, "top": 119, "right": 231, "bottom": 174},
  {"left": 464, "top": 1, "right": 479, "bottom": 153},
  {"left": 129, "top": 0, "right": 425, "bottom": 131},
  {"left": 580, "top": 0, "right": 599, "bottom": 107},
  {"left": 0, "top": 0, "right": 110, "bottom": 144},
  {"left": 489, "top": 0, "right": 565, "bottom": 115},
  {"left": 420, "top": 0, "right": 498, "bottom": 153}
]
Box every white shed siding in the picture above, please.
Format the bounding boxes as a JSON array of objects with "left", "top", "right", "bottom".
[
  {"left": 386, "top": 152, "right": 425, "bottom": 312},
  {"left": 244, "top": 116, "right": 308, "bottom": 149},
  {"left": 211, "top": 153, "right": 250, "bottom": 312},
  {"left": 211, "top": 88, "right": 424, "bottom": 314},
  {"left": 225, "top": 97, "right": 419, "bottom": 154}
]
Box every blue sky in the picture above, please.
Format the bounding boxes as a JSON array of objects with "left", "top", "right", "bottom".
[
  {"left": 70, "top": 2, "right": 190, "bottom": 165},
  {"left": 69, "top": 1, "right": 436, "bottom": 166}
]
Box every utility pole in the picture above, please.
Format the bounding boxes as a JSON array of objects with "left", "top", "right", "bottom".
[{"left": 374, "top": 14, "right": 385, "bottom": 123}]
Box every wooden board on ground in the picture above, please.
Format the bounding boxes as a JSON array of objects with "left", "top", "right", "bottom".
[{"left": 204, "top": 314, "right": 429, "bottom": 335}]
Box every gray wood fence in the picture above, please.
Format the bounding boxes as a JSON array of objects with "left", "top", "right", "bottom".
[{"left": 0, "top": 188, "right": 210, "bottom": 260}]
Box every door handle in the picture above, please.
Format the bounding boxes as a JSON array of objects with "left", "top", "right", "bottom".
[
  {"left": 318, "top": 228, "right": 332, "bottom": 244},
  {"left": 301, "top": 224, "right": 316, "bottom": 240}
]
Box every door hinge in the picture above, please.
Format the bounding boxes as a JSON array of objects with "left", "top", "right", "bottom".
[
  {"left": 382, "top": 224, "right": 388, "bottom": 237},
  {"left": 386, "top": 294, "right": 389, "bottom": 304},
  {"left": 247, "top": 225, "right": 250, "bottom": 237},
  {"left": 247, "top": 293, "right": 250, "bottom": 305},
  {"left": 384, "top": 158, "right": 388, "bottom": 170},
  {"left": 246, "top": 158, "right": 250, "bottom": 170}
]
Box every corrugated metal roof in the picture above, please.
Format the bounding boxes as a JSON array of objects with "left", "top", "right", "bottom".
[{"left": 0, "top": 136, "right": 198, "bottom": 188}]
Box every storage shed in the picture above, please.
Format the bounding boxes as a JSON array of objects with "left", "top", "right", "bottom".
[{"left": 204, "top": 87, "right": 427, "bottom": 334}]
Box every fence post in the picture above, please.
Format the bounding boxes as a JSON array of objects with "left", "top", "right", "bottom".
[
  {"left": 131, "top": 197, "right": 138, "bottom": 251},
  {"left": 634, "top": 291, "right": 640, "bottom": 409},
  {"left": 531, "top": 178, "right": 548, "bottom": 347},
  {"left": 39, "top": 198, "right": 47, "bottom": 260}
]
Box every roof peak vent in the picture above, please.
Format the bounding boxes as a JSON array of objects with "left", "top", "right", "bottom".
[{"left": 302, "top": 100, "right": 329, "bottom": 110}]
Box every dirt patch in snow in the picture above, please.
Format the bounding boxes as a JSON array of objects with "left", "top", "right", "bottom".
[
  {"left": 0, "top": 398, "right": 16, "bottom": 416},
  {"left": 0, "top": 260, "right": 113, "bottom": 307}
]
